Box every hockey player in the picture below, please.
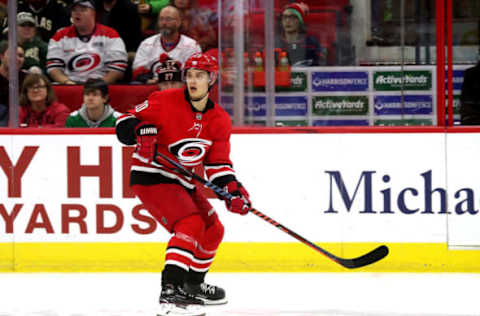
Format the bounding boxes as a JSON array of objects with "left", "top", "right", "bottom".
[{"left": 115, "top": 52, "right": 252, "bottom": 312}]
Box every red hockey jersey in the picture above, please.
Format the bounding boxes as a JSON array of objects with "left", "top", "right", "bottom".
[{"left": 117, "top": 88, "right": 235, "bottom": 190}]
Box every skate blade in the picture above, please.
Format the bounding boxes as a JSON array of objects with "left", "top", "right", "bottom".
[
  {"left": 157, "top": 303, "right": 206, "bottom": 316},
  {"left": 201, "top": 297, "right": 228, "bottom": 305}
]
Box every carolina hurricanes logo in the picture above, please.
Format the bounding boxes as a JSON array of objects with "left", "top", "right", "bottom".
[
  {"left": 169, "top": 138, "right": 212, "bottom": 167},
  {"left": 67, "top": 53, "right": 101, "bottom": 72}
]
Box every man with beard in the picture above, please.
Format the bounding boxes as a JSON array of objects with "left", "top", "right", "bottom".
[
  {"left": 46, "top": 0, "right": 128, "bottom": 84},
  {"left": 18, "top": 0, "right": 71, "bottom": 43},
  {"left": 132, "top": 5, "right": 200, "bottom": 84}
]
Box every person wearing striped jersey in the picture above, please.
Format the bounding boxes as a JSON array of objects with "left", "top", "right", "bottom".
[
  {"left": 46, "top": 0, "right": 127, "bottom": 84},
  {"left": 132, "top": 5, "right": 201, "bottom": 84},
  {"left": 115, "top": 53, "right": 252, "bottom": 312}
]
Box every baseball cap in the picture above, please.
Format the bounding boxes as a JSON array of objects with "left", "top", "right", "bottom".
[
  {"left": 17, "top": 12, "right": 36, "bottom": 27},
  {"left": 70, "top": 0, "right": 96, "bottom": 10}
]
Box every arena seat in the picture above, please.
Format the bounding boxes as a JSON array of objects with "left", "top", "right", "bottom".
[{"left": 53, "top": 84, "right": 158, "bottom": 113}]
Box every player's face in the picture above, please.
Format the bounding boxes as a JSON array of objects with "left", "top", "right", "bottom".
[
  {"left": 158, "top": 81, "right": 184, "bottom": 91},
  {"left": 186, "top": 69, "right": 210, "bottom": 99},
  {"left": 83, "top": 90, "right": 107, "bottom": 110}
]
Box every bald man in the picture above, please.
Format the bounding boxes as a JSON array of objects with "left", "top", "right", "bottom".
[{"left": 132, "top": 5, "right": 201, "bottom": 83}]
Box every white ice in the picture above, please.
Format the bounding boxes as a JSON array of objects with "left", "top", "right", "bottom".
[{"left": 0, "top": 273, "right": 478, "bottom": 316}]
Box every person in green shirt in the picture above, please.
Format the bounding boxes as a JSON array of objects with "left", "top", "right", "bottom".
[
  {"left": 15, "top": 12, "right": 48, "bottom": 74},
  {"left": 65, "top": 78, "right": 121, "bottom": 127}
]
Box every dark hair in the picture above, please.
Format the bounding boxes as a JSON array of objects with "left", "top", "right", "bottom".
[
  {"left": 0, "top": 40, "right": 25, "bottom": 56},
  {"left": 83, "top": 78, "right": 108, "bottom": 95},
  {"left": 0, "top": 40, "right": 8, "bottom": 55},
  {"left": 19, "top": 73, "right": 57, "bottom": 107},
  {"left": 83, "top": 78, "right": 109, "bottom": 101}
]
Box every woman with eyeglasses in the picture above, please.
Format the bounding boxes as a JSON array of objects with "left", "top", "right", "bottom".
[{"left": 18, "top": 73, "right": 70, "bottom": 128}]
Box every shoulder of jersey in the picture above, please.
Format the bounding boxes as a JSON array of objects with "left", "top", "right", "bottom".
[
  {"left": 51, "top": 25, "right": 76, "bottom": 41},
  {"left": 95, "top": 24, "right": 121, "bottom": 38},
  {"left": 215, "top": 103, "right": 231, "bottom": 119},
  {"left": 141, "top": 34, "right": 160, "bottom": 45}
]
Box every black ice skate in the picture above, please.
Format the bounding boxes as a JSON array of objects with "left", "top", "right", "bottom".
[
  {"left": 159, "top": 284, "right": 204, "bottom": 305},
  {"left": 183, "top": 282, "right": 227, "bottom": 305},
  {"left": 157, "top": 284, "right": 205, "bottom": 316}
]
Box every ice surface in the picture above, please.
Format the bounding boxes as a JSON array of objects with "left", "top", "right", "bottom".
[{"left": 0, "top": 273, "right": 478, "bottom": 316}]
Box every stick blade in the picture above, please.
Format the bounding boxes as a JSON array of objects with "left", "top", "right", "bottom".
[{"left": 338, "top": 245, "right": 389, "bottom": 269}]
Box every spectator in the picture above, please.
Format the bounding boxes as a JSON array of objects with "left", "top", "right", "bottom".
[
  {"left": 275, "top": 2, "right": 326, "bottom": 66},
  {"left": 47, "top": 0, "right": 128, "bottom": 85},
  {"left": 0, "top": 41, "right": 27, "bottom": 127},
  {"left": 460, "top": 62, "right": 480, "bottom": 125},
  {"left": 18, "top": 0, "right": 71, "bottom": 43},
  {"left": 18, "top": 73, "right": 70, "bottom": 127},
  {"left": 95, "top": 0, "right": 142, "bottom": 61},
  {"left": 173, "top": 0, "right": 218, "bottom": 52},
  {"left": 17, "top": 12, "right": 48, "bottom": 74},
  {"left": 155, "top": 54, "right": 184, "bottom": 91},
  {"left": 132, "top": 5, "right": 201, "bottom": 84},
  {"left": 65, "top": 78, "right": 120, "bottom": 127}
]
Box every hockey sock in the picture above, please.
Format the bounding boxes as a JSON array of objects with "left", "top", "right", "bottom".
[
  {"left": 187, "top": 217, "right": 224, "bottom": 284},
  {"left": 163, "top": 214, "right": 205, "bottom": 286},
  {"left": 162, "top": 265, "right": 187, "bottom": 287}
]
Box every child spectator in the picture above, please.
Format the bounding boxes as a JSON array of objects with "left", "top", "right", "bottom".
[
  {"left": 275, "top": 2, "right": 326, "bottom": 66},
  {"left": 65, "top": 78, "right": 121, "bottom": 127},
  {"left": 18, "top": 73, "right": 70, "bottom": 128}
]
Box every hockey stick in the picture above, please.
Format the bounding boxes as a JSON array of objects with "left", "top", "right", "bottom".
[{"left": 155, "top": 152, "right": 389, "bottom": 269}]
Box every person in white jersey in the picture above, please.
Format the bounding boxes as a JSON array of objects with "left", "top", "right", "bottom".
[
  {"left": 132, "top": 5, "right": 201, "bottom": 84},
  {"left": 46, "top": 0, "right": 128, "bottom": 84}
]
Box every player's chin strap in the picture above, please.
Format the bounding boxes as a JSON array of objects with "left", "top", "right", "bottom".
[{"left": 155, "top": 151, "right": 390, "bottom": 269}]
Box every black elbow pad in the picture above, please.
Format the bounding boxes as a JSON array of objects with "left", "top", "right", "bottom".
[{"left": 116, "top": 116, "right": 141, "bottom": 145}]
